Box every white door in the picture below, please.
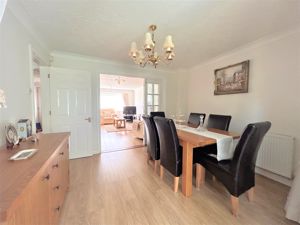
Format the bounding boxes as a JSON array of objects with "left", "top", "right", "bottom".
[{"left": 41, "top": 67, "right": 92, "bottom": 159}]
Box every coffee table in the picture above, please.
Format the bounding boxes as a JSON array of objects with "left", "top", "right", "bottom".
[{"left": 114, "top": 118, "right": 126, "bottom": 128}]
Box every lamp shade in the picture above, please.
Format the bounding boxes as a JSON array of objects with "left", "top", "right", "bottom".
[
  {"left": 144, "top": 32, "right": 154, "bottom": 45},
  {"left": 129, "top": 42, "right": 138, "bottom": 58},
  {"left": 163, "top": 35, "right": 174, "bottom": 53},
  {"left": 0, "top": 88, "right": 7, "bottom": 108},
  {"left": 144, "top": 32, "right": 154, "bottom": 51},
  {"left": 0, "top": 0, "right": 7, "bottom": 23},
  {"left": 130, "top": 42, "right": 137, "bottom": 52}
]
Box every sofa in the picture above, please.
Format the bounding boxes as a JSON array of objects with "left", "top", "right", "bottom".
[{"left": 100, "top": 108, "right": 117, "bottom": 125}]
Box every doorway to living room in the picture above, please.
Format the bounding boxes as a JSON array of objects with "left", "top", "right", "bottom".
[{"left": 99, "top": 74, "right": 145, "bottom": 153}]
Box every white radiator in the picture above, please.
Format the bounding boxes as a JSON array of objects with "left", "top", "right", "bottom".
[{"left": 256, "top": 133, "right": 294, "bottom": 179}]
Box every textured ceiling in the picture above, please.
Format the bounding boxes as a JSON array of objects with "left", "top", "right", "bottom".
[{"left": 17, "top": 0, "right": 300, "bottom": 69}]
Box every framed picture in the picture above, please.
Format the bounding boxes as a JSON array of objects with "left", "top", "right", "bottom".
[{"left": 214, "top": 60, "right": 249, "bottom": 95}]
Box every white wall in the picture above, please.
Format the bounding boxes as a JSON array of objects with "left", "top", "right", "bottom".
[
  {"left": 0, "top": 6, "right": 49, "bottom": 146},
  {"left": 134, "top": 86, "right": 144, "bottom": 115},
  {"left": 51, "top": 52, "right": 181, "bottom": 153},
  {"left": 187, "top": 28, "right": 300, "bottom": 173}
]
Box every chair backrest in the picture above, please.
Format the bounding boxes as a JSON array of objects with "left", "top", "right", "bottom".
[
  {"left": 150, "top": 111, "right": 165, "bottom": 118},
  {"left": 207, "top": 114, "right": 232, "bottom": 131},
  {"left": 230, "top": 122, "right": 271, "bottom": 180},
  {"left": 187, "top": 113, "right": 206, "bottom": 127},
  {"left": 142, "top": 115, "right": 160, "bottom": 160},
  {"left": 123, "top": 106, "right": 136, "bottom": 115},
  {"left": 154, "top": 117, "right": 182, "bottom": 176}
]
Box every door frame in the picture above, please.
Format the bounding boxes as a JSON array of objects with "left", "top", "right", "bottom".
[
  {"left": 99, "top": 74, "right": 147, "bottom": 152},
  {"left": 98, "top": 74, "right": 165, "bottom": 152},
  {"left": 28, "top": 44, "right": 48, "bottom": 134}
]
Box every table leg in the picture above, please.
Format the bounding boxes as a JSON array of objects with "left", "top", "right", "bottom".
[{"left": 181, "top": 141, "right": 193, "bottom": 197}]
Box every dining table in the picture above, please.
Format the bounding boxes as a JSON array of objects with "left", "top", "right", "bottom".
[{"left": 176, "top": 126, "right": 240, "bottom": 197}]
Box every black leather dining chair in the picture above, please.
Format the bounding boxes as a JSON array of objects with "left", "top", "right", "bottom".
[
  {"left": 195, "top": 121, "right": 271, "bottom": 216},
  {"left": 150, "top": 111, "right": 165, "bottom": 118},
  {"left": 187, "top": 113, "right": 206, "bottom": 128},
  {"left": 142, "top": 115, "right": 160, "bottom": 173},
  {"left": 207, "top": 114, "right": 232, "bottom": 131},
  {"left": 193, "top": 114, "right": 232, "bottom": 159},
  {"left": 154, "top": 117, "right": 182, "bottom": 192}
]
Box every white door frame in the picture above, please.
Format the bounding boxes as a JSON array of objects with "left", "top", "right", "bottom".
[
  {"left": 28, "top": 44, "right": 48, "bottom": 134},
  {"left": 99, "top": 73, "right": 148, "bottom": 152},
  {"left": 98, "top": 74, "right": 165, "bottom": 151}
]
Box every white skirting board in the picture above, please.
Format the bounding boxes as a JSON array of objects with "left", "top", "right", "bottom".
[{"left": 256, "top": 167, "right": 292, "bottom": 186}]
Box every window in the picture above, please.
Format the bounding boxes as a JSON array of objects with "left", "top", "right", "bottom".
[
  {"left": 146, "top": 83, "right": 160, "bottom": 115},
  {"left": 100, "top": 92, "right": 124, "bottom": 111}
]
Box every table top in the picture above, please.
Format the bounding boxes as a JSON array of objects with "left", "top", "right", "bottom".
[{"left": 177, "top": 127, "right": 240, "bottom": 147}]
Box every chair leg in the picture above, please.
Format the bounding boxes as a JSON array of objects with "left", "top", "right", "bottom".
[
  {"left": 154, "top": 160, "right": 159, "bottom": 174},
  {"left": 247, "top": 187, "right": 254, "bottom": 202},
  {"left": 160, "top": 165, "right": 164, "bottom": 179},
  {"left": 212, "top": 176, "right": 216, "bottom": 182},
  {"left": 173, "top": 176, "right": 179, "bottom": 192},
  {"left": 196, "top": 164, "right": 205, "bottom": 188},
  {"left": 230, "top": 196, "right": 239, "bottom": 217},
  {"left": 147, "top": 152, "right": 151, "bottom": 164}
]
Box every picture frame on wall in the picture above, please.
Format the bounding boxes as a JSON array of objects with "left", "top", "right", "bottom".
[{"left": 214, "top": 60, "right": 250, "bottom": 95}]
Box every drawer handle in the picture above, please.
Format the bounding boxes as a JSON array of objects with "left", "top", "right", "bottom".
[
  {"left": 42, "top": 174, "right": 50, "bottom": 181},
  {"left": 59, "top": 152, "right": 64, "bottom": 156},
  {"left": 52, "top": 163, "right": 59, "bottom": 168},
  {"left": 55, "top": 206, "right": 60, "bottom": 212},
  {"left": 54, "top": 185, "right": 60, "bottom": 190}
]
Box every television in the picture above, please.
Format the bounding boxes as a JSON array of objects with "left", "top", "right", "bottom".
[
  {"left": 123, "top": 106, "right": 136, "bottom": 122},
  {"left": 123, "top": 106, "right": 136, "bottom": 115}
]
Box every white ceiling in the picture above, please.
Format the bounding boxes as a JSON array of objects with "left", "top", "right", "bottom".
[
  {"left": 100, "top": 74, "right": 144, "bottom": 90},
  {"left": 18, "top": 0, "right": 300, "bottom": 69}
]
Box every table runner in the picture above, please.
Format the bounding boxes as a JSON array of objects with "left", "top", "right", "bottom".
[{"left": 176, "top": 125, "right": 235, "bottom": 161}]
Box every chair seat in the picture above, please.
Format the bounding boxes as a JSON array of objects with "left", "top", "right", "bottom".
[
  {"left": 193, "top": 144, "right": 217, "bottom": 163},
  {"left": 197, "top": 152, "right": 232, "bottom": 176},
  {"left": 196, "top": 152, "right": 244, "bottom": 197}
]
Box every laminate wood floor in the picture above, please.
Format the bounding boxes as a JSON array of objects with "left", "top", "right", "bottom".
[
  {"left": 59, "top": 147, "right": 297, "bottom": 225},
  {"left": 101, "top": 124, "right": 144, "bottom": 153}
]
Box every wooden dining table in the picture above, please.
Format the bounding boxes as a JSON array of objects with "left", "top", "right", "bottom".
[{"left": 177, "top": 127, "right": 240, "bottom": 197}]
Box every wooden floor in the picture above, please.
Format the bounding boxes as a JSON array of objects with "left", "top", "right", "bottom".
[
  {"left": 101, "top": 124, "right": 144, "bottom": 153},
  {"left": 59, "top": 147, "right": 297, "bottom": 225}
]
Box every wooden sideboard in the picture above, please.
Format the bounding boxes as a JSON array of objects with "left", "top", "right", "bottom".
[{"left": 0, "top": 132, "right": 70, "bottom": 225}]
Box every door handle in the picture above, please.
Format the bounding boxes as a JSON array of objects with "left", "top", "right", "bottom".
[{"left": 85, "top": 117, "right": 91, "bottom": 123}]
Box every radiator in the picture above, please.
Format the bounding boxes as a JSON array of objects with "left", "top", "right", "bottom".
[{"left": 256, "top": 133, "right": 294, "bottom": 179}]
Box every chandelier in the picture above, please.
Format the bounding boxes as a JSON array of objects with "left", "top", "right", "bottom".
[
  {"left": 129, "top": 25, "right": 175, "bottom": 68},
  {"left": 115, "top": 76, "right": 125, "bottom": 85}
]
